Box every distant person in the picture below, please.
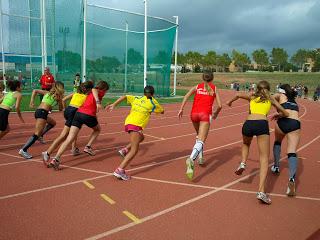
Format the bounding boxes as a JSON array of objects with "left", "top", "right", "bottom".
[
  {"left": 39, "top": 67, "right": 55, "bottom": 101},
  {"left": 73, "top": 73, "right": 81, "bottom": 93},
  {"left": 303, "top": 85, "right": 308, "bottom": 99}
]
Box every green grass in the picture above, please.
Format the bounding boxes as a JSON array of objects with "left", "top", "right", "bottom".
[
  {"left": 172, "top": 72, "right": 320, "bottom": 93},
  {"left": 17, "top": 91, "right": 187, "bottom": 112}
]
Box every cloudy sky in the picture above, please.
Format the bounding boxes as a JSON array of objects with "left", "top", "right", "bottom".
[{"left": 91, "top": 0, "right": 320, "bottom": 56}]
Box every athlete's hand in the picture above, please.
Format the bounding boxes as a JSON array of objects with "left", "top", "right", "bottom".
[
  {"left": 226, "top": 101, "right": 232, "bottom": 107},
  {"left": 96, "top": 103, "right": 102, "bottom": 113},
  {"left": 29, "top": 102, "right": 35, "bottom": 108},
  {"left": 105, "top": 104, "right": 115, "bottom": 112},
  {"left": 270, "top": 113, "right": 280, "bottom": 121},
  {"left": 212, "top": 112, "right": 218, "bottom": 120},
  {"left": 178, "top": 109, "right": 183, "bottom": 119}
]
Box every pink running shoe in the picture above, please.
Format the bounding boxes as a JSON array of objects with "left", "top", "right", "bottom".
[
  {"left": 113, "top": 168, "right": 131, "bottom": 180},
  {"left": 84, "top": 146, "right": 95, "bottom": 156},
  {"left": 118, "top": 148, "right": 128, "bottom": 158}
]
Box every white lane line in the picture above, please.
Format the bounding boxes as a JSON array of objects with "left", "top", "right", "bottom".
[
  {"left": 85, "top": 137, "right": 320, "bottom": 240},
  {"left": 0, "top": 174, "right": 109, "bottom": 200},
  {"left": 8, "top": 110, "right": 248, "bottom": 135},
  {"left": 0, "top": 116, "right": 244, "bottom": 148}
]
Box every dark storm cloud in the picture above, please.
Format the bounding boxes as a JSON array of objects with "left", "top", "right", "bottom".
[{"left": 95, "top": 0, "right": 320, "bottom": 56}]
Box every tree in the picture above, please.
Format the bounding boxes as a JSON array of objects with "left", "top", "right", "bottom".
[
  {"left": 270, "top": 48, "right": 288, "bottom": 71},
  {"left": 252, "top": 49, "right": 269, "bottom": 71},
  {"left": 127, "top": 48, "right": 143, "bottom": 65},
  {"left": 202, "top": 51, "right": 217, "bottom": 70},
  {"left": 154, "top": 50, "right": 169, "bottom": 64},
  {"left": 232, "top": 49, "right": 251, "bottom": 72},
  {"left": 291, "top": 49, "right": 309, "bottom": 70},
  {"left": 216, "top": 53, "right": 231, "bottom": 72},
  {"left": 185, "top": 51, "right": 203, "bottom": 72}
]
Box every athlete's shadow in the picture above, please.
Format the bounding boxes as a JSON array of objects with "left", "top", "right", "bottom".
[
  {"left": 130, "top": 149, "right": 191, "bottom": 175},
  {"left": 266, "top": 157, "right": 304, "bottom": 193},
  {"left": 62, "top": 141, "right": 128, "bottom": 167},
  {"left": 192, "top": 146, "right": 240, "bottom": 183}
]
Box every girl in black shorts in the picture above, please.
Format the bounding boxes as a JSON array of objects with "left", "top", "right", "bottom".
[
  {"left": 270, "top": 84, "right": 301, "bottom": 196},
  {"left": 227, "top": 81, "right": 288, "bottom": 204},
  {"left": 42, "top": 81, "right": 94, "bottom": 165},
  {"left": 19, "top": 82, "right": 64, "bottom": 159},
  {"left": 48, "top": 81, "right": 109, "bottom": 170}
]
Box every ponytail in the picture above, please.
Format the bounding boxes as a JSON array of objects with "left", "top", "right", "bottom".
[{"left": 202, "top": 70, "right": 214, "bottom": 96}]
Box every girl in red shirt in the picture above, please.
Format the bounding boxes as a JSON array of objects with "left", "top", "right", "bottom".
[
  {"left": 178, "top": 70, "right": 222, "bottom": 180},
  {"left": 48, "top": 81, "right": 109, "bottom": 170}
]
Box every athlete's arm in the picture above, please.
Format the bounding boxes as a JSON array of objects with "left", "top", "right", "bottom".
[
  {"left": 106, "top": 95, "right": 127, "bottom": 112},
  {"left": 270, "top": 95, "right": 289, "bottom": 118},
  {"left": 15, "top": 92, "right": 25, "bottom": 123},
  {"left": 226, "top": 93, "right": 251, "bottom": 107},
  {"left": 92, "top": 88, "right": 103, "bottom": 112},
  {"left": 212, "top": 89, "right": 222, "bottom": 119},
  {"left": 178, "top": 86, "right": 196, "bottom": 119}
]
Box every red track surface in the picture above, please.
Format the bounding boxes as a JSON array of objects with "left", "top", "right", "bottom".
[{"left": 0, "top": 90, "right": 319, "bottom": 240}]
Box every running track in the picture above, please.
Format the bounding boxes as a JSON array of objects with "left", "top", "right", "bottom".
[{"left": 0, "top": 90, "right": 319, "bottom": 240}]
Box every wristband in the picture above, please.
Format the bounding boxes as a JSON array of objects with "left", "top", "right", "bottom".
[{"left": 96, "top": 100, "right": 101, "bottom": 104}]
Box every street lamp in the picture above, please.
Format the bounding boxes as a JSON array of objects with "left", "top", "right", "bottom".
[{"left": 59, "top": 26, "right": 70, "bottom": 72}]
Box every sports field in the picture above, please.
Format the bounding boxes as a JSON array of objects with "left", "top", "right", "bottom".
[{"left": 0, "top": 89, "right": 319, "bottom": 240}]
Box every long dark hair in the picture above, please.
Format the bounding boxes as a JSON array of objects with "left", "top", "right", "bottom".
[
  {"left": 7, "top": 80, "right": 21, "bottom": 91},
  {"left": 253, "top": 80, "right": 271, "bottom": 102},
  {"left": 202, "top": 70, "right": 214, "bottom": 96},
  {"left": 279, "top": 84, "right": 297, "bottom": 102}
]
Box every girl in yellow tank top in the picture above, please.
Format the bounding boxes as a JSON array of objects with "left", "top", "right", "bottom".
[
  {"left": 42, "top": 81, "right": 94, "bottom": 164},
  {"left": 226, "top": 80, "right": 288, "bottom": 205}
]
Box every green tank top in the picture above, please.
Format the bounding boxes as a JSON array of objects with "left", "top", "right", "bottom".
[
  {"left": 2, "top": 91, "right": 17, "bottom": 109},
  {"left": 42, "top": 93, "right": 57, "bottom": 107}
]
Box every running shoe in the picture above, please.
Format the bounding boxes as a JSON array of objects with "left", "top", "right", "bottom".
[
  {"left": 235, "top": 162, "right": 246, "bottom": 175},
  {"left": 286, "top": 178, "right": 296, "bottom": 197},
  {"left": 48, "top": 158, "right": 60, "bottom": 171},
  {"left": 42, "top": 151, "right": 50, "bottom": 167},
  {"left": 84, "top": 146, "right": 95, "bottom": 156},
  {"left": 186, "top": 157, "right": 195, "bottom": 180},
  {"left": 256, "top": 192, "right": 272, "bottom": 205},
  {"left": 118, "top": 148, "right": 128, "bottom": 158},
  {"left": 271, "top": 165, "right": 280, "bottom": 174},
  {"left": 38, "top": 136, "right": 45, "bottom": 144},
  {"left": 113, "top": 168, "right": 131, "bottom": 180},
  {"left": 71, "top": 147, "right": 81, "bottom": 156},
  {"left": 19, "top": 149, "right": 32, "bottom": 159}
]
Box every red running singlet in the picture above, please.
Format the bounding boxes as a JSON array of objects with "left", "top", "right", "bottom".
[
  {"left": 191, "top": 82, "right": 216, "bottom": 115},
  {"left": 77, "top": 89, "right": 106, "bottom": 117}
]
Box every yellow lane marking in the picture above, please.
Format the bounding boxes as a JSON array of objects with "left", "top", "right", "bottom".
[
  {"left": 100, "top": 194, "right": 115, "bottom": 205},
  {"left": 122, "top": 211, "right": 141, "bottom": 224},
  {"left": 83, "top": 181, "right": 95, "bottom": 189}
]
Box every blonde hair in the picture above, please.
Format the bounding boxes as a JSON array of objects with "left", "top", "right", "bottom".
[
  {"left": 203, "top": 70, "right": 214, "bottom": 96},
  {"left": 49, "top": 81, "right": 65, "bottom": 100},
  {"left": 253, "top": 80, "right": 271, "bottom": 102}
]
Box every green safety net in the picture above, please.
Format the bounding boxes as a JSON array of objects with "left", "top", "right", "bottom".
[{"left": 1, "top": 0, "right": 177, "bottom": 96}]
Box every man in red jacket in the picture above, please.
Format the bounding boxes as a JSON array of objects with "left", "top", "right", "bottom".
[{"left": 39, "top": 67, "right": 55, "bottom": 100}]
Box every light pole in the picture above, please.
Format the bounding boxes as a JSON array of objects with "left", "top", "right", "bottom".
[
  {"left": 173, "top": 16, "right": 179, "bottom": 96},
  {"left": 143, "top": 0, "right": 148, "bottom": 88},
  {"left": 124, "top": 21, "right": 128, "bottom": 92},
  {"left": 59, "top": 26, "right": 70, "bottom": 72}
]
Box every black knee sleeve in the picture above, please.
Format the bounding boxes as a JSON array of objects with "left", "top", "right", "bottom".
[
  {"left": 274, "top": 141, "right": 281, "bottom": 146},
  {"left": 288, "top": 153, "right": 297, "bottom": 158}
]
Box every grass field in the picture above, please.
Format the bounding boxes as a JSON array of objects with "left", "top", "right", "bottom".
[
  {"left": 11, "top": 72, "right": 320, "bottom": 112},
  {"left": 172, "top": 72, "right": 320, "bottom": 93}
]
